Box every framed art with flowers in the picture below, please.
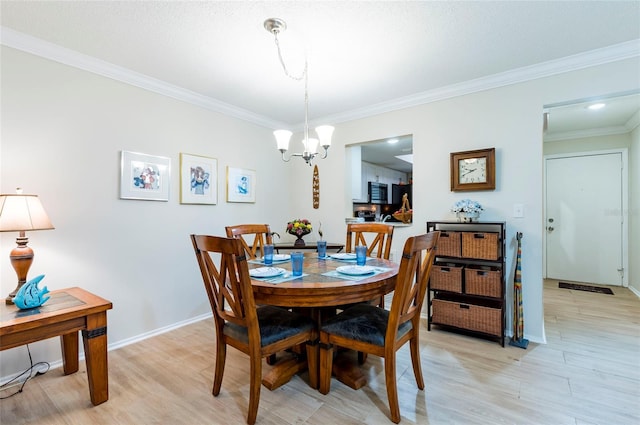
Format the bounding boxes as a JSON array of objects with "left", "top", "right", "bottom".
[
  {"left": 180, "top": 153, "right": 217, "bottom": 205},
  {"left": 120, "top": 150, "right": 171, "bottom": 201},
  {"left": 226, "top": 166, "right": 256, "bottom": 203}
]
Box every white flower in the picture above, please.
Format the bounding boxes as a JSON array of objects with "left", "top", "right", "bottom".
[{"left": 451, "top": 199, "right": 484, "bottom": 213}]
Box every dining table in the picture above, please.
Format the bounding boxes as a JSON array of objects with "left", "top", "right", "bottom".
[{"left": 249, "top": 252, "right": 399, "bottom": 391}]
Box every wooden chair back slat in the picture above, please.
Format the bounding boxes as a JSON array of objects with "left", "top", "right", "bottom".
[
  {"left": 345, "top": 222, "right": 394, "bottom": 259},
  {"left": 225, "top": 224, "right": 273, "bottom": 259}
]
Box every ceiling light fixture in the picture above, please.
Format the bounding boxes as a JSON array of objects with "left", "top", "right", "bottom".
[
  {"left": 265, "top": 18, "right": 334, "bottom": 166},
  {"left": 587, "top": 103, "right": 606, "bottom": 110}
]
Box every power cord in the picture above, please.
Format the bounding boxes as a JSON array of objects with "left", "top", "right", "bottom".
[{"left": 0, "top": 345, "right": 50, "bottom": 399}]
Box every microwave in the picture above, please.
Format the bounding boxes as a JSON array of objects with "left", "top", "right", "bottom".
[{"left": 368, "top": 182, "right": 388, "bottom": 204}]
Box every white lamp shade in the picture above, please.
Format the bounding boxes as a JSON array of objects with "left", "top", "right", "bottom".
[
  {"left": 315, "top": 125, "right": 334, "bottom": 147},
  {"left": 0, "top": 194, "right": 54, "bottom": 232},
  {"left": 274, "top": 130, "right": 292, "bottom": 151},
  {"left": 307, "top": 138, "right": 319, "bottom": 154}
]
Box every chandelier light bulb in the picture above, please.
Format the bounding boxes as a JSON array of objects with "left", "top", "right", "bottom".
[{"left": 274, "top": 130, "right": 292, "bottom": 151}]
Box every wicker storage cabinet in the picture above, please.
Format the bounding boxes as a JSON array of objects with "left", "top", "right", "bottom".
[
  {"left": 461, "top": 232, "right": 499, "bottom": 260},
  {"left": 427, "top": 221, "right": 506, "bottom": 346},
  {"left": 436, "top": 231, "right": 461, "bottom": 257},
  {"left": 465, "top": 266, "right": 502, "bottom": 298},
  {"left": 430, "top": 263, "right": 463, "bottom": 293},
  {"left": 432, "top": 299, "right": 502, "bottom": 337}
]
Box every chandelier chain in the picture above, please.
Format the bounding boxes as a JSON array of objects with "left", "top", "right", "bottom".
[
  {"left": 273, "top": 34, "right": 306, "bottom": 82},
  {"left": 273, "top": 33, "right": 310, "bottom": 149}
]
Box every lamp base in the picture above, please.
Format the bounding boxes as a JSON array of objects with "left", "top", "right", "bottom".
[{"left": 6, "top": 237, "right": 34, "bottom": 304}]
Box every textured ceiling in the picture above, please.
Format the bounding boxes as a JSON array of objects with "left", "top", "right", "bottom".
[{"left": 2, "top": 0, "right": 639, "bottom": 130}]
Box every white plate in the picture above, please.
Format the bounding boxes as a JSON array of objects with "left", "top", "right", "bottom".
[
  {"left": 249, "top": 267, "right": 286, "bottom": 278},
  {"left": 336, "top": 265, "right": 376, "bottom": 276},
  {"left": 330, "top": 253, "right": 357, "bottom": 260},
  {"left": 261, "top": 254, "right": 290, "bottom": 263}
]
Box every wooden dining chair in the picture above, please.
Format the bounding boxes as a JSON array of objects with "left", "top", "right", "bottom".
[
  {"left": 225, "top": 224, "right": 273, "bottom": 260},
  {"left": 191, "top": 234, "right": 318, "bottom": 425},
  {"left": 345, "top": 222, "right": 394, "bottom": 260},
  {"left": 318, "top": 231, "right": 440, "bottom": 424},
  {"left": 344, "top": 222, "right": 395, "bottom": 314}
]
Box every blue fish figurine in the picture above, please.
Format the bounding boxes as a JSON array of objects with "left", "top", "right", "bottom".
[{"left": 13, "top": 274, "right": 50, "bottom": 310}]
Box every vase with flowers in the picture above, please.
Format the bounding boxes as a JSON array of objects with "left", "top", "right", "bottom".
[
  {"left": 451, "top": 199, "right": 483, "bottom": 222},
  {"left": 287, "top": 218, "right": 312, "bottom": 247}
]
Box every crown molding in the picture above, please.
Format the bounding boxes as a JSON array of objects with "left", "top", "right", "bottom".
[
  {"left": 319, "top": 39, "right": 640, "bottom": 126},
  {"left": 0, "top": 27, "right": 288, "bottom": 130},
  {"left": 2, "top": 26, "right": 638, "bottom": 130}
]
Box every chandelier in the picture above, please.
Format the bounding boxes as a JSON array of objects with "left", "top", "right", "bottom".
[{"left": 264, "top": 18, "right": 334, "bottom": 166}]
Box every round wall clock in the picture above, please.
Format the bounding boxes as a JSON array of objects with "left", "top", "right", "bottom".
[{"left": 450, "top": 147, "right": 496, "bottom": 191}]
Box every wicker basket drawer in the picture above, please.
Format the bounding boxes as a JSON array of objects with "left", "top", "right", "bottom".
[
  {"left": 465, "top": 266, "right": 502, "bottom": 298},
  {"left": 430, "top": 263, "right": 463, "bottom": 293},
  {"left": 436, "top": 231, "right": 461, "bottom": 257},
  {"left": 432, "top": 299, "right": 502, "bottom": 336},
  {"left": 461, "top": 232, "right": 499, "bottom": 260}
]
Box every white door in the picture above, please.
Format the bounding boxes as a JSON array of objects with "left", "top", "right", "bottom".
[{"left": 545, "top": 152, "right": 624, "bottom": 286}]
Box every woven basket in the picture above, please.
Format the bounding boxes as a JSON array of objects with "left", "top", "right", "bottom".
[
  {"left": 461, "top": 232, "right": 499, "bottom": 260},
  {"left": 432, "top": 299, "right": 501, "bottom": 336},
  {"left": 430, "top": 263, "right": 463, "bottom": 293},
  {"left": 436, "top": 231, "right": 461, "bottom": 257},
  {"left": 393, "top": 193, "right": 412, "bottom": 223},
  {"left": 392, "top": 211, "right": 412, "bottom": 223},
  {"left": 465, "top": 266, "right": 501, "bottom": 298}
]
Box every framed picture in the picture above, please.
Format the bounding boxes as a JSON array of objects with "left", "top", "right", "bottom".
[
  {"left": 120, "top": 151, "right": 171, "bottom": 201},
  {"left": 226, "top": 167, "right": 256, "bottom": 203},
  {"left": 180, "top": 153, "right": 217, "bottom": 205},
  {"left": 450, "top": 147, "right": 496, "bottom": 192}
]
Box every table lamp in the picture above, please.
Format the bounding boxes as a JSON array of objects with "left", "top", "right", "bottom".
[{"left": 0, "top": 189, "right": 54, "bottom": 304}]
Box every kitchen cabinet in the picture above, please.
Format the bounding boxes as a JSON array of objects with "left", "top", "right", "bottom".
[{"left": 426, "top": 221, "right": 506, "bottom": 346}]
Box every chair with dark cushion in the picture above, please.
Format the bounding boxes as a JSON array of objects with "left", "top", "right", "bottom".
[
  {"left": 191, "top": 234, "right": 318, "bottom": 425},
  {"left": 225, "top": 224, "right": 273, "bottom": 260},
  {"left": 318, "top": 231, "right": 440, "bottom": 424}
]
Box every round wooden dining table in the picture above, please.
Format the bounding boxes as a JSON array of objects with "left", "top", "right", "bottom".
[{"left": 250, "top": 253, "right": 399, "bottom": 391}]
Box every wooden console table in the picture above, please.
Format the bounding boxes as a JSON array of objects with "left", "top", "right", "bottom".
[{"left": 0, "top": 287, "right": 113, "bottom": 405}]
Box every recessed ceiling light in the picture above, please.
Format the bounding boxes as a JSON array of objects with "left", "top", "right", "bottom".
[
  {"left": 387, "top": 139, "right": 399, "bottom": 144},
  {"left": 587, "top": 103, "right": 605, "bottom": 110}
]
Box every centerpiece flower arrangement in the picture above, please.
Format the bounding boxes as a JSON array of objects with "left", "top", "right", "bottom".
[
  {"left": 287, "top": 218, "right": 312, "bottom": 246},
  {"left": 451, "top": 199, "right": 483, "bottom": 222}
]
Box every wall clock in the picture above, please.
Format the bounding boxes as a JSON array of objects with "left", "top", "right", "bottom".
[{"left": 450, "top": 147, "right": 496, "bottom": 191}]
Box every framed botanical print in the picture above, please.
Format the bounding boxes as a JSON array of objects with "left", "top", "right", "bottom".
[
  {"left": 180, "top": 153, "right": 217, "bottom": 205},
  {"left": 226, "top": 167, "right": 256, "bottom": 203},
  {"left": 450, "top": 148, "right": 496, "bottom": 191},
  {"left": 120, "top": 150, "right": 171, "bottom": 201}
]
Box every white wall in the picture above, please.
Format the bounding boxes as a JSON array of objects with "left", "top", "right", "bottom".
[
  {"left": 0, "top": 47, "right": 293, "bottom": 376},
  {"left": 288, "top": 57, "right": 640, "bottom": 344},
  {"left": 630, "top": 125, "right": 640, "bottom": 294},
  {"left": 543, "top": 133, "right": 631, "bottom": 155},
  {"left": 2, "top": 45, "right": 639, "bottom": 379}
]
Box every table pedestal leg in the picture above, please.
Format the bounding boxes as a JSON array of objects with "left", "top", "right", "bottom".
[{"left": 333, "top": 350, "right": 367, "bottom": 390}]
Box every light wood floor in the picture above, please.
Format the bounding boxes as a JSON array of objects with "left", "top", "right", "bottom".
[{"left": 2, "top": 280, "right": 639, "bottom": 424}]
